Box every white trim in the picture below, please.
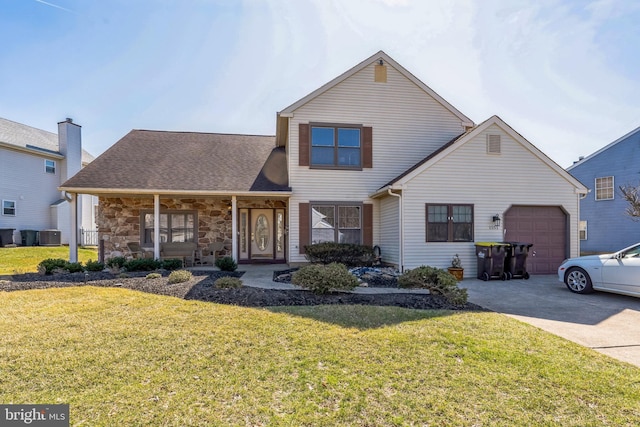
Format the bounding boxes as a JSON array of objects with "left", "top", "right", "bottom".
[
  {"left": 389, "top": 115, "right": 588, "bottom": 194},
  {"left": 595, "top": 176, "right": 615, "bottom": 201},
  {"left": 278, "top": 51, "right": 473, "bottom": 126},
  {"left": 2, "top": 199, "right": 16, "bottom": 216}
]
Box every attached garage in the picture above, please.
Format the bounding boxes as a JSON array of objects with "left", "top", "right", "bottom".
[{"left": 504, "top": 206, "right": 567, "bottom": 274}]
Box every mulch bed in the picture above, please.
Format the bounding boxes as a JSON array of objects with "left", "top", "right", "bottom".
[{"left": 0, "top": 270, "right": 485, "bottom": 311}]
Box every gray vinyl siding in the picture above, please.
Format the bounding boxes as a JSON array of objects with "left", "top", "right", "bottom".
[
  {"left": 288, "top": 61, "right": 467, "bottom": 263},
  {"left": 400, "top": 124, "right": 581, "bottom": 274},
  {"left": 0, "top": 148, "right": 61, "bottom": 240}
]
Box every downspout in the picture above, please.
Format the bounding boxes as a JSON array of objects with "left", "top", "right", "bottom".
[{"left": 387, "top": 188, "right": 403, "bottom": 272}]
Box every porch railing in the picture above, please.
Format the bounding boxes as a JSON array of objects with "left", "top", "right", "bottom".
[{"left": 80, "top": 228, "right": 98, "bottom": 247}]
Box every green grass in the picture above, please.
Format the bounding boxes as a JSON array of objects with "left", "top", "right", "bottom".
[
  {"left": 1, "top": 287, "right": 639, "bottom": 426},
  {"left": 0, "top": 246, "right": 98, "bottom": 275}
]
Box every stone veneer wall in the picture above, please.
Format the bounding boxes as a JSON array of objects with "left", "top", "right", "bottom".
[{"left": 98, "top": 197, "right": 286, "bottom": 259}]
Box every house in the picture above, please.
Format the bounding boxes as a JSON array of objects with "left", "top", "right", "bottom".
[
  {"left": 0, "top": 117, "right": 97, "bottom": 246},
  {"left": 60, "top": 51, "right": 587, "bottom": 276},
  {"left": 567, "top": 126, "right": 640, "bottom": 253}
]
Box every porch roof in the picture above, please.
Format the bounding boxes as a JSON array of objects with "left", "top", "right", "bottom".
[{"left": 60, "top": 130, "right": 290, "bottom": 195}]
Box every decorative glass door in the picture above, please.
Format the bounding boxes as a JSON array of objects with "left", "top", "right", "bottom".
[{"left": 251, "top": 209, "right": 273, "bottom": 260}]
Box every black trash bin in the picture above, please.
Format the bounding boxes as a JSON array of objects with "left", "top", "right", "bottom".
[
  {"left": 475, "top": 242, "right": 509, "bottom": 281},
  {"left": 503, "top": 242, "right": 533, "bottom": 279},
  {"left": 20, "top": 229, "right": 39, "bottom": 246},
  {"left": 0, "top": 228, "right": 15, "bottom": 247}
]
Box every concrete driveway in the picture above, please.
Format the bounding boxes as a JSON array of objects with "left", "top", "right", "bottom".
[{"left": 463, "top": 275, "right": 640, "bottom": 368}]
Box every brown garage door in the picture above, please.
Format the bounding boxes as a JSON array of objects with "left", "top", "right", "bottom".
[{"left": 504, "top": 206, "right": 566, "bottom": 275}]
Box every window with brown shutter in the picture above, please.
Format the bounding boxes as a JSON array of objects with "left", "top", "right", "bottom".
[
  {"left": 299, "top": 124, "right": 310, "bottom": 166},
  {"left": 363, "top": 203, "right": 373, "bottom": 246}
]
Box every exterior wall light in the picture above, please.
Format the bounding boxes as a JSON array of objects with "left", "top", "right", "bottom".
[{"left": 492, "top": 214, "right": 501, "bottom": 227}]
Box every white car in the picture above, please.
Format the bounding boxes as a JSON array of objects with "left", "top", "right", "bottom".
[{"left": 558, "top": 242, "right": 640, "bottom": 297}]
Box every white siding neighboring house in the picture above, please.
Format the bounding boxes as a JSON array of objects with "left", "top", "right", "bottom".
[{"left": 0, "top": 117, "right": 97, "bottom": 246}]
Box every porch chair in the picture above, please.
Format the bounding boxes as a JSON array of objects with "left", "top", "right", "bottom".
[
  {"left": 199, "top": 242, "right": 225, "bottom": 266},
  {"left": 127, "top": 242, "right": 153, "bottom": 259}
]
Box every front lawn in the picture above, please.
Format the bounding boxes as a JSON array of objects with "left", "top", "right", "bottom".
[
  {"left": 0, "top": 287, "right": 638, "bottom": 425},
  {"left": 0, "top": 246, "right": 98, "bottom": 275}
]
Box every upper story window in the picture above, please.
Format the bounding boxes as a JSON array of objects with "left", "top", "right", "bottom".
[
  {"left": 426, "top": 204, "right": 474, "bottom": 242},
  {"left": 595, "top": 176, "right": 614, "bottom": 200},
  {"left": 45, "top": 159, "right": 56, "bottom": 174},
  {"left": 311, "top": 125, "right": 361, "bottom": 168},
  {"left": 2, "top": 200, "right": 16, "bottom": 216}
]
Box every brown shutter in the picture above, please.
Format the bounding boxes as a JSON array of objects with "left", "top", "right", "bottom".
[
  {"left": 363, "top": 203, "right": 373, "bottom": 246},
  {"left": 299, "top": 203, "right": 310, "bottom": 254},
  {"left": 299, "top": 123, "right": 310, "bottom": 167},
  {"left": 362, "top": 126, "right": 372, "bottom": 168}
]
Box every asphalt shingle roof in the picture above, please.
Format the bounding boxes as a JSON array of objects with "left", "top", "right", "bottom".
[
  {"left": 0, "top": 117, "right": 95, "bottom": 163},
  {"left": 61, "top": 130, "right": 290, "bottom": 193}
]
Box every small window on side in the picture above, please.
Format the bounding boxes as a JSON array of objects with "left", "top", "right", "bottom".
[
  {"left": 45, "top": 159, "right": 56, "bottom": 174},
  {"left": 579, "top": 220, "right": 587, "bottom": 240},
  {"left": 2, "top": 200, "right": 16, "bottom": 216}
]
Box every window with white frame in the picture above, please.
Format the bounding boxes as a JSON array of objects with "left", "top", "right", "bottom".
[
  {"left": 595, "top": 176, "right": 614, "bottom": 200},
  {"left": 45, "top": 159, "right": 56, "bottom": 174},
  {"left": 2, "top": 200, "right": 16, "bottom": 216},
  {"left": 311, "top": 203, "right": 361, "bottom": 244},
  {"left": 579, "top": 220, "right": 587, "bottom": 240}
]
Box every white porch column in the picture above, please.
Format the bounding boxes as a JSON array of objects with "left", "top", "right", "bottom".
[
  {"left": 231, "top": 196, "right": 237, "bottom": 261},
  {"left": 68, "top": 193, "right": 78, "bottom": 262},
  {"left": 154, "top": 194, "right": 160, "bottom": 259}
]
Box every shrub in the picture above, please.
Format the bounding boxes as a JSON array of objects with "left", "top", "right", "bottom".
[
  {"left": 160, "top": 258, "right": 183, "bottom": 271},
  {"left": 38, "top": 258, "right": 69, "bottom": 275},
  {"left": 85, "top": 259, "right": 105, "bottom": 272},
  {"left": 304, "top": 243, "right": 376, "bottom": 266},
  {"left": 398, "top": 266, "right": 468, "bottom": 305},
  {"left": 106, "top": 256, "right": 127, "bottom": 269},
  {"left": 214, "top": 276, "right": 243, "bottom": 289},
  {"left": 215, "top": 256, "right": 238, "bottom": 272},
  {"left": 65, "top": 262, "right": 85, "bottom": 273},
  {"left": 123, "top": 258, "right": 161, "bottom": 272},
  {"left": 292, "top": 262, "right": 359, "bottom": 295},
  {"left": 146, "top": 272, "right": 162, "bottom": 279},
  {"left": 168, "top": 270, "right": 193, "bottom": 284}
]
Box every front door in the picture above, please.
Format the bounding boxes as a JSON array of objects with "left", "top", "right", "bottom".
[
  {"left": 238, "top": 208, "right": 286, "bottom": 262},
  {"left": 251, "top": 209, "right": 273, "bottom": 260}
]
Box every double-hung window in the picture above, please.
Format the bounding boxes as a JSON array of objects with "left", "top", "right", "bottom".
[
  {"left": 311, "top": 203, "right": 361, "bottom": 244},
  {"left": 595, "top": 176, "right": 614, "bottom": 200},
  {"left": 2, "top": 200, "right": 16, "bottom": 216},
  {"left": 311, "top": 125, "right": 361, "bottom": 168},
  {"left": 142, "top": 211, "right": 196, "bottom": 244},
  {"left": 45, "top": 159, "right": 56, "bottom": 174},
  {"left": 426, "top": 204, "right": 473, "bottom": 242}
]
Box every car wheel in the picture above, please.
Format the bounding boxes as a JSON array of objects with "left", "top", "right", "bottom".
[{"left": 564, "top": 267, "right": 594, "bottom": 294}]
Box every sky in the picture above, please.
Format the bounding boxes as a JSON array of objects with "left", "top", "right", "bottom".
[{"left": 1, "top": 0, "right": 639, "bottom": 168}]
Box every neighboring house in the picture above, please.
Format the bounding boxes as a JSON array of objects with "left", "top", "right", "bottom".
[
  {"left": 0, "top": 117, "right": 98, "bottom": 246},
  {"left": 60, "top": 51, "right": 587, "bottom": 276},
  {"left": 567, "top": 126, "right": 640, "bottom": 253}
]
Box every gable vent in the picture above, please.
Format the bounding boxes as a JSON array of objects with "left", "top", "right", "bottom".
[{"left": 487, "top": 134, "right": 501, "bottom": 154}]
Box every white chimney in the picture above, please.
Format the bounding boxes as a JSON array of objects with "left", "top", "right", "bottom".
[{"left": 58, "top": 118, "right": 82, "bottom": 183}]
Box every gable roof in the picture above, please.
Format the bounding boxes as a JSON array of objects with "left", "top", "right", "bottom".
[
  {"left": 275, "top": 50, "right": 474, "bottom": 146},
  {"left": 566, "top": 125, "right": 640, "bottom": 171},
  {"left": 371, "top": 115, "right": 588, "bottom": 197},
  {"left": 60, "top": 130, "right": 290, "bottom": 195},
  {"left": 0, "top": 117, "right": 94, "bottom": 163}
]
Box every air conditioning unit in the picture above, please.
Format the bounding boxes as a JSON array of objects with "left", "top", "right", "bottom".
[{"left": 39, "top": 230, "right": 61, "bottom": 246}]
